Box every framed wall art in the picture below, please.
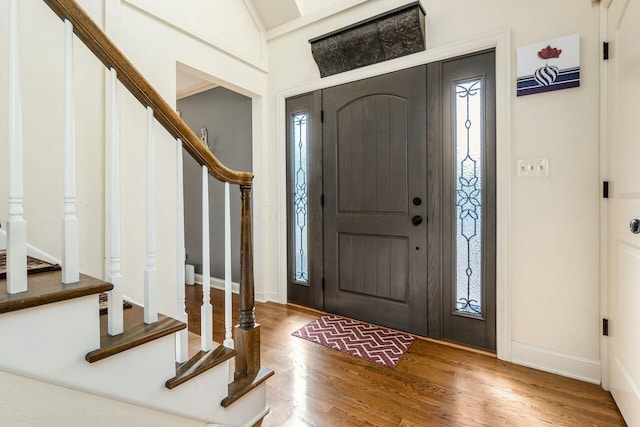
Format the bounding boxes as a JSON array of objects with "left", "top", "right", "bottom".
[{"left": 516, "top": 33, "right": 580, "bottom": 96}]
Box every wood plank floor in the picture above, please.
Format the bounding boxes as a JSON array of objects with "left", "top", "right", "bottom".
[{"left": 185, "top": 285, "right": 625, "bottom": 427}]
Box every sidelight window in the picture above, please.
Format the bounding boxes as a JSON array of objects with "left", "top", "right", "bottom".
[
  {"left": 454, "top": 79, "right": 483, "bottom": 315},
  {"left": 292, "top": 112, "right": 309, "bottom": 284}
]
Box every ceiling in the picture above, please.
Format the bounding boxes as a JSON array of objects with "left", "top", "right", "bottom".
[
  {"left": 176, "top": 68, "right": 217, "bottom": 100},
  {"left": 251, "top": 0, "right": 302, "bottom": 30}
]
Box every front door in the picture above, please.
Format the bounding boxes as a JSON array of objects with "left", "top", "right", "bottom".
[
  {"left": 606, "top": 0, "right": 640, "bottom": 424},
  {"left": 323, "top": 66, "right": 429, "bottom": 335},
  {"left": 287, "top": 52, "right": 496, "bottom": 349}
]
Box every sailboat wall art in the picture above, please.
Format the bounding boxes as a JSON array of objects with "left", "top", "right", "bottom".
[{"left": 516, "top": 33, "right": 580, "bottom": 97}]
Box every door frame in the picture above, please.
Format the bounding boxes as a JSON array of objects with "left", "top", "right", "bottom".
[
  {"left": 598, "top": 0, "right": 611, "bottom": 391},
  {"left": 276, "top": 30, "right": 512, "bottom": 361}
]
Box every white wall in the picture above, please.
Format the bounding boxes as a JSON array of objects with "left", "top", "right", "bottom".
[
  {"left": 122, "top": 0, "right": 266, "bottom": 70},
  {"left": 265, "top": 0, "right": 602, "bottom": 381}
]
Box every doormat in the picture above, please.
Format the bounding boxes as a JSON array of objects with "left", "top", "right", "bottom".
[
  {"left": 0, "top": 250, "right": 61, "bottom": 279},
  {"left": 292, "top": 315, "right": 415, "bottom": 369}
]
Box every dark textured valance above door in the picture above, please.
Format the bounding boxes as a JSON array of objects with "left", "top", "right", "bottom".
[{"left": 309, "top": 2, "right": 426, "bottom": 77}]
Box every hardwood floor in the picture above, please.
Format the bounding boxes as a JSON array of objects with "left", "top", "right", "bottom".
[{"left": 185, "top": 285, "right": 625, "bottom": 426}]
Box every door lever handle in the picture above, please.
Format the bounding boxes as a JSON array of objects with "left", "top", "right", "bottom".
[{"left": 412, "top": 215, "right": 423, "bottom": 226}]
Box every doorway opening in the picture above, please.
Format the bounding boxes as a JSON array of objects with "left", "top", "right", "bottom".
[{"left": 176, "top": 66, "right": 253, "bottom": 299}]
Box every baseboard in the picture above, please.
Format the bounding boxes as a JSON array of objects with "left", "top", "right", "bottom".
[
  {"left": 511, "top": 341, "right": 601, "bottom": 384},
  {"left": 193, "top": 274, "right": 277, "bottom": 303},
  {"left": 194, "top": 274, "right": 240, "bottom": 294},
  {"left": 255, "top": 290, "right": 278, "bottom": 303}
]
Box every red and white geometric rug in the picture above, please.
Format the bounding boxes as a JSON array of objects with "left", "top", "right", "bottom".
[{"left": 292, "top": 315, "right": 415, "bottom": 369}]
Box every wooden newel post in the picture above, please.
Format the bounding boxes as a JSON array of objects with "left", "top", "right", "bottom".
[{"left": 235, "top": 184, "right": 260, "bottom": 377}]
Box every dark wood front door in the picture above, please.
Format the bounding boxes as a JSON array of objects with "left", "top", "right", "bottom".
[
  {"left": 286, "top": 51, "right": 496, "bottom": 350},
  {"left": 323, "top": 66, "right": 429, "bottom": 335}
]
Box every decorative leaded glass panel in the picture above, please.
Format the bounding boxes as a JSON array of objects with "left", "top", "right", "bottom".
[
  {"left": 454, "top": 79, "right": 483, "bottom": 315},
  {"left": 293, "top": 113, "right": 309, "bottom": 284}
]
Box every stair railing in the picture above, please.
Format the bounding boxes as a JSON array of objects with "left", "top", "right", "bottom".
[{"left": 5, "top": 0, "right": 261, "bottom": 379}]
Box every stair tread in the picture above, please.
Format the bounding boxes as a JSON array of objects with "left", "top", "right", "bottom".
[
  {"left": 165, "top": 344, "right": 236, "bottom": 389},
  {"left": 220, "top": 367, "right": 274, "bottom": 408},
  {"left": 86, "top": 304, "right": 186, "bottom": 363},
  {"left": 0, "top": 270, "right": 113, "bottom": 315}
]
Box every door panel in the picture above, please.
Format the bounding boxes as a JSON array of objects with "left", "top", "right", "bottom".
[
  {"left": 337, "top": 96, "right": 408, "bottom": 214},
  {"left": 607, "top": 0, "right": 640, "bottom": 424},
  {"left": 610, "top": 200, "right": 640, "bottom": 427},
  {"left": 338, "top": 233, "right": 409, "bottom": 302},
  {"left": 324, "top": 66, "right": 428, "bottom": 336}
]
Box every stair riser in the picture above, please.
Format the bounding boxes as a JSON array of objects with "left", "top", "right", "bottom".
[{"left": 0, "top": 295, "right": 100, "bottom": 374}]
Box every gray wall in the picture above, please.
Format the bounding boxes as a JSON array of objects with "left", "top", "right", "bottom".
[{"left": 177, "top": 87, "right": 252, "bottom": 282}]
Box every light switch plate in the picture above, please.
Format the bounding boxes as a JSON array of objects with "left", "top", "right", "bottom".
[{"left": 517, "top": 158, "right": 549, "bottom": 178}]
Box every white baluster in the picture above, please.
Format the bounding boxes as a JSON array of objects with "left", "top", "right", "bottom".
[
  {"left": 108, "top": 68, "right": 123, "bottom": 335},
  {"left": 224, "top": 182, "right": 235, "bottom": 383},
  {"left": 6, "top": 0, "right": 27, "bottom": 294},
  {"left": 201, "top": 165, "right": 213, "bottom": 352},
  {"left": 144, "top": 107, "right": 158, "bottom": 324},
  {"left": 175, "top": 139, "right": 188, "bottom": 362},
  {"left": 62, "top": 19, "right": 79, "bottom": 284}
]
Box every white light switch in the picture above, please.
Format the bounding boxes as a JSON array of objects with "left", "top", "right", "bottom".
[{"left": 516, "top": 158, "right": 549, "bottom": 178}]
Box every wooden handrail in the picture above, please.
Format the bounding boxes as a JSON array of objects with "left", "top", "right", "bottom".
[{"left": 43, "top": 0, "right": 253, "bottom": 186}]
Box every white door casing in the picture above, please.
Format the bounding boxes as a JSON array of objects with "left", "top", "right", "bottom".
[{"left": 606, "top": 0, "right": 640, "bottom": 425}]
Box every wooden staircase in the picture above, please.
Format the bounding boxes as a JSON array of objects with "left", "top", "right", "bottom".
[
  {"left": 0, "top": 0, "right": 272, "bottom": 424},
  {"left": 0, "top": 254, "right": 270, "bottom": 425}
]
